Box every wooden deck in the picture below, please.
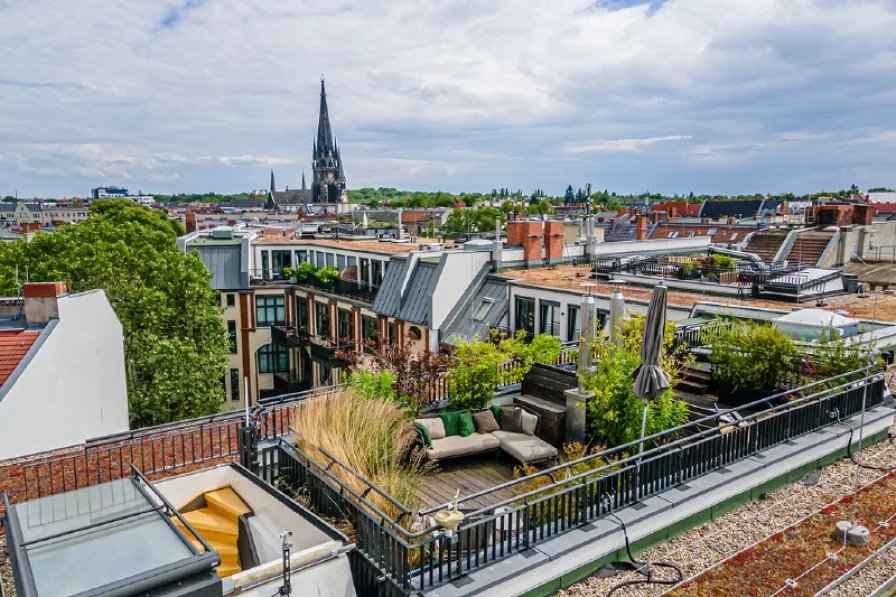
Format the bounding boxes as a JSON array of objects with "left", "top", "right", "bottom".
[{"left": 416, "top": 457, "right": 519, "bottom": 511}]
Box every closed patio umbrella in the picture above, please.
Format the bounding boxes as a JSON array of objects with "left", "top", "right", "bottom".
[{"left": 632, "top": 281, "right": 671, "bottom": 494}]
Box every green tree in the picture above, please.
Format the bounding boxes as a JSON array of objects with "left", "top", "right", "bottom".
[
  {"left": 564, "top": 185, "right": 575, "bottom": 203},
  {"left": 0, "top": 200, "right": 227, "bottom": 427}
]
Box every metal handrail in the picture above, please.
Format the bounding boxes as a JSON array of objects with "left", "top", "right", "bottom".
[{"left": 415, "top": 365, "right": 877, "bottom": 518}]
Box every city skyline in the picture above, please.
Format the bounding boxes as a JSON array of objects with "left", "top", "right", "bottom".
[{"left": 2, "top": 0, "right": 895, "bottom": 197}]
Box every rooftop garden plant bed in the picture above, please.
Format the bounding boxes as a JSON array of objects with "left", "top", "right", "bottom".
[{"left": 665, "top": 472, "right": 896, "bottom": 597}]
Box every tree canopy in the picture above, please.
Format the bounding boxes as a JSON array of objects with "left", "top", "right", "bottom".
[{"left": 0, "top": 200, "right": 227, "bottom": 428}]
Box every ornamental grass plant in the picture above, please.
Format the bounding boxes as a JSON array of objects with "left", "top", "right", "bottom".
[{"left": 291, "top": 390, "right": 429, "bottom": 525}]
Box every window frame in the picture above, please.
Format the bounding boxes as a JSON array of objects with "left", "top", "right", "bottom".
[
  {"left": 255, "top": 295, "right": 285, "bottom": 327},
  {"left": 315, "top": 302, "right": 331, "bottom": 341},
  {"left": 227, "top": 320, "right": 238, "bottom": 354},
  {"left": 473, "top": 298, "right": 494, "bottom": 322},
  {"left": 539, "top": 301, "right": 561, "bottom": 337},
  {"left": 258, "top": 343, "right": 288, "bottom": 374},
  {"left": 229, "top": 368, "right": 240, "bottom": 402},
  {"left": 515, "top": 296, "right": 536, "bottom": 335},
  {"left": 567, "top": 305, "right": 580, "bottom": 343},
  {"left": 225, "top": 293, "right": 236, "bottom": 308},
  {"left": 337, "top": 308, "right": 354, "bottom": 344}
]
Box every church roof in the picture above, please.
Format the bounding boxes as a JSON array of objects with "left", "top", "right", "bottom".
[{"left": 272, "top": 189, "right": 313, "bottom": 205}]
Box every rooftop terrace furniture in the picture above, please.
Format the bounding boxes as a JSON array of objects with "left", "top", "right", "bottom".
[{"left": 416, "top": 406, "right": 559, "bottom": 465}]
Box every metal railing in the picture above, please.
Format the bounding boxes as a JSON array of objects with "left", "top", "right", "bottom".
[
  {"left": 256, "top": 367, "right": 886, "bottom": 594},
  {"left": 0, "top": 385, "right": 342, "bottom": 517}
]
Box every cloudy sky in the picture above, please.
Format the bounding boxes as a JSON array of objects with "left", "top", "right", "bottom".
[{"left": 1, "top": 0, "right": 895, "bottom": 198}]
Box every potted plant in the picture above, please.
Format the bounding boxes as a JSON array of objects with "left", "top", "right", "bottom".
[
  {"left": 282, "top": 266, "right": 297, "bottom": 283},
  {"left": 315, "top": 266, "right": 341, "bottom": 290},
  {"left": 705, "top": 321, "right": 799, "bottom": 406},
  {"left": 295, "top": 262, "right": 317, "bottom": 283}
]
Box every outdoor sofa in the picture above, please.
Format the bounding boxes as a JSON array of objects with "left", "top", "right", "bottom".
[{"left": 414, "top": 405, "right": 559, "bottom": 465}]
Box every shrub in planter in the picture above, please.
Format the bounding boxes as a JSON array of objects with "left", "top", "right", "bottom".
[
  {"left": 705, "top": 321, "right": 799, "bottom": 403},
  {"left": 315, "top": 266, "right": 341, "bottom": 287},
  {"left": 295, "top": 261, "right": 317, "bottom": 282}
]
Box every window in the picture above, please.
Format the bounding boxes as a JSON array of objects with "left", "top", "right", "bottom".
[
  {"left": 388, "top": 322, "right": 396, "bottom": 345},
  {"left": 360, "top": 258, "right": 370, "bottom": 284},
  {"left": 540, "top": 301, "right": 561, "bottom": 336},
  {"left": 230, "top": 369, "right": 240, "bottom": 401},
  {"left": 337, "top": 255, "right": 346, "bottom": 271},
  {"left": 362, "top": 316, "right": 378, "bottom": 352},
  {"left": 225, "top": 293, "right": 235, "bottom": 308},
  {"left": 296, "top": 297, "right": 309, "bottom": 331},
  {"left": 515, "top": 297, "right": 536, "bottom": 335},
  {"left": 567, "top": 305, "right": 580, "bottom": 343},
  {"left": 295, "top": 250, "right": 307, "bottom": 264},
  {"left": 730, "top": 233, "right": 739, "bottom": 241},
  {"left": 227, "top": 320, "right": 237, "bottom": 354},
  {"left": 473, "top": 298, "right": 494, "bottom": 322},
  {"left": 408, "top": 325, "right": 422, "bottom": 341},
  {"left": 258, "top": 344, "right": 288, "bottom": 374},
  {"left": 337, "top": 309, "right": 353, "bottom": 343},
  {"left": 272, "top": 251, "right": 291, "bottom": 279},
  {"left": 667, "top": 231, "right": 679, "bottom": 238},
  {"left": 372, "top": 261, "right": 384, "bottom": 286},
  {"left": 256, "top": 295, "right": 285, "bottom": 327},
  {"left": 315, "top": 302, "right": 330, "bottom": 341},
  {"left": 261, "top": 252, "right": 270, "bottom": 280},
  {"left": 316, "top": 252, "right": 325, "bottom": 269},
  {"left": 326, "top": 253, "right": 335, "bottom": 268}
]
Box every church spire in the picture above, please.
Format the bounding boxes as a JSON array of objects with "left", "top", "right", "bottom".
[
  {"left": 316, "top": 76, "right": 335, "bottom": 158},
  {"left": 301, "top": 169, "right": 307, "bottom": 191},
  {"left": 270, "top": 169, "right": 276, "bottom": 193}
]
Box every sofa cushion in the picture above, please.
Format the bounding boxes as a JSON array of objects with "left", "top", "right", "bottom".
[
  {"left": 490, "top": 404, "right": 503, "bottom": 424},
  {"left": 421, "top": 417, "right": 447, "bottom": 440},
  {"left": 414, "top": 422, "right": 432, "bottom": 447},
  {"left": 415, "top": 418, "right": 446, "bottom": 441},
  {"left": 472, "top": 409, "right": 500, "bottom": 434},
  {"left": 426, "top": 434, "right": 500, "bottom": 460},
  {"left": 439, "top": 411, "right": 460, "bottom": 436},
  {"left": 520, "top": 410, "right": 538, "bottom": 436},
  {"left": 500, "top": 407, "right": 523, "bottom": 433},
  {"left": 494, "top": 431, "right": 558, "bottom": 464},
  {"left": 458, "top": 411, "right": 476, "bottom": 438}
]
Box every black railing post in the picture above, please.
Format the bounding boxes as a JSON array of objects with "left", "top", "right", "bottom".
[{"left": 239, "top": 423, "right": 259, "bottom": 474}]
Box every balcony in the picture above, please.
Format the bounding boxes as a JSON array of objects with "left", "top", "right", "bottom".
[
  {"left": 271, "top": 325, "right": 310, "bottom": 348},
  {"left": 309, "top": 336, "right": 354, "bottom": 366},
  {"left": 272, "top": 369, "right": 312, "bottom": 396}
]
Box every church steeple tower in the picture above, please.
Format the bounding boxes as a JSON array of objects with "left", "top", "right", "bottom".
[
  {"left": 312, "top": 76, "right": 346, "bottom": 204},
  {"left": 270, "top": 169, "right": 276, "bottom": 194},
  {"left": 301, "top": 169, "right": 307, "bottom": 191}
]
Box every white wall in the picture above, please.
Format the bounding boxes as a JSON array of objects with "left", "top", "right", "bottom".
[
  {"left": 0, "top": 291, "right": 129, "bottom": 461},
  {"left": 430, "top": 251, "right": 493, "bottom": 335}
]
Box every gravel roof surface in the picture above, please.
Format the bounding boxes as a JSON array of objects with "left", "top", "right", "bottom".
[
  {"left": 0, "top": 536, "right": 14, "bottom": 597},
  {"left": 556, "top": 422, "right": 896, "bottom": 597}
]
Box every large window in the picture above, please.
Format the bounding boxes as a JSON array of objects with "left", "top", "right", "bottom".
[
  {"left": 388, "top": 322, "right": 396, "bottom": 345},
  {"left": 372, "top": 261, "right": 383, "bottom": 286},
  {"left": 540, "top": 301, "right": 561, "bottom": 337},
  {"left": 256, "top": 295, "right": 285, "bottom": 327},
  {"left": 567, "top": 305, "right": 580, "bottom": 343},
  {"left": 261, "top": 252, "right": 270, "bottom": 280},
  {"left": 337, "top": 255, "right": 346, "bottom": 271},
  {"left": 225, "top": 293, "right": 235, "bottom": 308},
  {"left": 337, "top": 309, "right": 353, "bottom": 344},
  {"left": 258, "top": 344, "right": 288, "bottom": 374},
  {"left": 515, "top": 297, "right": 536, "bottom": 335},
  {"left": 296, "top": 297, "right": 309, "bottom": 331},
  {"left": 227, "top": 320, "right": 237, "bottom": 354},
  {"left": 362, "top": 316, "right": 378, "bottom": 352},
  {"left": 230, "top": 368, "right": 240, "bottom": 401},
  {"left": 272, "top": 251, "right": 291, "bottom": 279},
  {"left": 315, "top": 302, "right": 330, "bottom": 341},
  {"left": 359, "top": 258, "right": 370, "bottom": 284}
]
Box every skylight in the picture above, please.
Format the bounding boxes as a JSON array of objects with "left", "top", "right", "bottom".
[
  {"left": 707, "top": 227, "right": 718, "bottom": 235},
  {"left": 474, "top": 298, "right": 494, "bottom": 321}
]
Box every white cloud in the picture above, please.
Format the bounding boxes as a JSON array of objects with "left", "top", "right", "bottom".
[
  {"left": 563, "top": 135, "right": 692, "bottom": 154},
  {"left": 1, "top": 0, "right": 895, "bottom": 196}
]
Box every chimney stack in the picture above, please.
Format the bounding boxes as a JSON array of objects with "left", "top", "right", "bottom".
[
  {"left": 23, "top": 282, "right": 68, "bottom": 324},
  {"left": 635, "top": 216, "right": 648, "bottom": 240},
  {"left": 185, "top": 212, "right": 197, "bottom": 234}
]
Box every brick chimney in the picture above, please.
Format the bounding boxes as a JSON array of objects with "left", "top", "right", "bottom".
[
  {"left": 185, "top": 212, "right": 197, "bottom": 233},
  {"left": 521, "top": 221, "right": 544, "bottom": 262},
  {"left": 617, "top": 207, "right": 627, "bottom": 218},
  {"left": 635, "top": 216, "right": 648, "bottom": 240},
  {"left": 506, "top": 221, "right": 526, "bottom": 245},
  {"left": 544, "top": 221, "right": 564, "bottom": 261},
  {"left": 669, "top": 206, "right": 678, "bottom": 221},
  {"left": 651, "top": 212, "right": 660, "bottom": 225},
  {"left": 727, "top": 216, "right": 736, "bottom": 225},
  {"left": 23, "top": 282, "right": 68, "bottom": 324}
]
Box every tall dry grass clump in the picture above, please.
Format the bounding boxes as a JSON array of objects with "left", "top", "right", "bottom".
[{"left": 292, "top": 389, "right": 428, "bottom": 524}]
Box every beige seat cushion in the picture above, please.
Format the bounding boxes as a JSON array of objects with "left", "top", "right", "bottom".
[
  {"left": 494, "top": 432, "right": 558, "bottom": 463},
  {"left": 426, "top": 434, "right": 500, "bottom": 459},
  {"left": 520, "top": 410, "right": 538, "bottom": 436},
  {"left": 415, "top": 417, "right": 446, "bottom": 440}
]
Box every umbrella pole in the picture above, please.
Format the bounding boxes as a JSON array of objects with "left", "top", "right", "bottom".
[{"left": 635, "top": 400, "right": 648, "bottom": 500}]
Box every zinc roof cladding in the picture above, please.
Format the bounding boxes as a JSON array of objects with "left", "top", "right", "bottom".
[
  {"left": 0, "top": 329, "right": 41, "bottom": 387},
  {"left": 442, "top": 271, "right": 509, "bottom": 346},
  {"left": 371, "top": 257, "right": 439, "bottom": 326},
  {"left": 195, "top": 244, "right": 244, "bottom": 290}
]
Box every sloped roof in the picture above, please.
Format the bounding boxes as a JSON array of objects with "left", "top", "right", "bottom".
[
  {"left": 699, "top": 200, "right": 765, "bottom": 219},
  {"left": 441, "top": 269, "right": 508, "bottom": 346},
  {"left": 773, "top": 308, "right": 858, "bottom": 328},
  {"left": 372, "top": 257, "right": 439, "bottom": 326},
  {"left": 272, "top": 189, "right": 313, "bottom": 205},
  {"left": 0, "top": 329, "right": 41, "bottom": 387}
]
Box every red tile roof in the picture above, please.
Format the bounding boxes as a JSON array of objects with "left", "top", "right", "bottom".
[{"left": 0, "top": 329, "right": 41, "bottom": 387}]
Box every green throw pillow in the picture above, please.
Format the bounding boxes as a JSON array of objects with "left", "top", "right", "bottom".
[
  {"left": 457, "top": 411, "right": 475, "bottom": 438},
  {"left": 414, "top": 422, "right": 432, "bottom": 447},
  {"left": 490, "top": 405, "right": 502, "bottom": 424},
  {"left": 439, "top": 411, "right": 460, "bottom": 436}
]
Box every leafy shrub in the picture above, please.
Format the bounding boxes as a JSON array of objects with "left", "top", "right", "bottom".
[
  {"left": 315, "top": 266, "right": 341, "bottom": 286},
  {"left": 581, "top": 315, "right": 691, "bottom": 447},
  {"left": 712, "top": 254, "right": 736, "bottom": 269},
  {"left": 343, "top": 369, "right": 397, "bottom": 401},
  {"left": 295, "top": 261, "right": 317, "bottom": 281},
  {"left": 447, "top": 336, "right": 509, "bottom": 410},
  {"left": 705, "top": 321, "right": 799, "bottom": 391}
]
